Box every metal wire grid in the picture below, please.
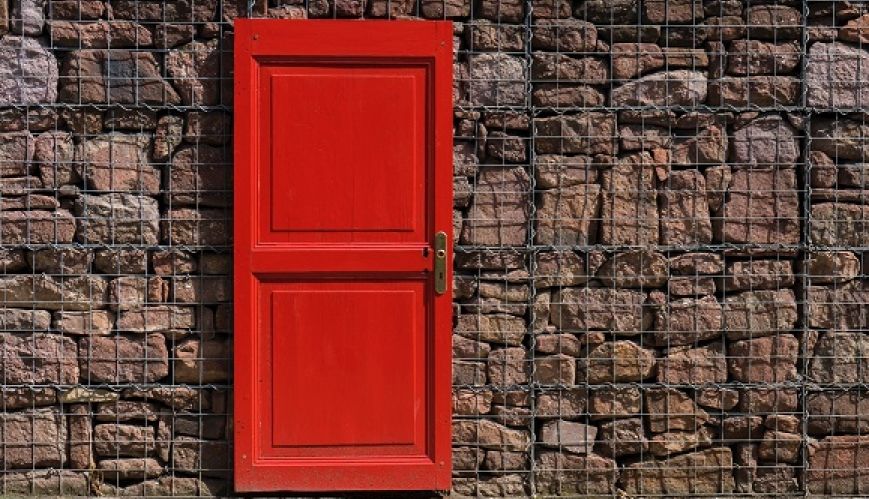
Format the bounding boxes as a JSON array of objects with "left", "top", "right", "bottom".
[{"left": 0, "top": 0, "right": 866, "bottom": 497}]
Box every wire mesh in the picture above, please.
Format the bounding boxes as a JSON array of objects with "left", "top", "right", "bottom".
[{"left": 0, "top": 0, "right": 867, "bottom": 497}]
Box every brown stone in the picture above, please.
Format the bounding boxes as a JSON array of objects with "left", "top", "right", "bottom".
[
  {"left": 745, "top": 5, "right": 802, "bottom": 39},
  {"left": 94, "top": 423, "right": 156, "bottom": 457},
  {"left": 648, "top": 427, "right": 714, "bottom": 457},
  {"left": 713, "top": 168, "right": 799, "bottom": 244},
  {"left": 840, "top": 14, "right": 869, "bottom": 43},
  {"left": 531, "top": 53, "right": 608, "bottom": 84},
  {"left": 643, "top": 0, "right": 702, "bottom": 24},
  {"left": 739, "top": 388, "right": 799, "bottom": 414},
  {"left": 59, "top": 50, "right": 179, "bottom": 104},
  {"left": 668, "top": 276, "right": 716, "bottom": 296},
  {"left": 534, "top": 113, "right": 616, "bottom": 155},
  {"left": 596, "top": 250, "right": 667, "bottom": 288},
  {"left": 162, "top": 208, "right": 231, "bottom": 246},
  {"left": 579, "top": 340, "right": 656, "bottom": 383},
  {"left": 466, "top": 53, "right": 525, "bottom": 106},
  {"left": 809, "top": 332, "right": 869, "bottom": 384},
  {"left": 810, "top": 117, "right": 869, "bottom": 161},
  {"left": 708, "top": 76, "right": 800, "bottom": 106},
  {"left": 723, "top": 415, "right": 765, "bottom": 440},
  {"left": 660, "top": 169, "right": 713, "bottom": 245},
  {"left": 807, "top": 436, "right": 869, "bottom": 494},
  {"left": 652, "top": 295, "right": 723, "bottom": 346},
  {"left": 0, "top": 408, "right": 67, "bottom": 469},
  {"left": 99, "top": 457, "right": 163, "bottom": 481},
  {"left": 0, "top": 209, "right": 76, "bottom": 245},
  {"left": 460, "top": 166, "right": 530, "bottom": 246},
  {"left": 619, "top": 124, "right": 671, "bottom": 151},
  {"left": 532, "top": 19, "right": 596, "bottom": 51},
  {"left": 534, "top": 354, "right": 576, "bottom": 385},
  {"left": 534, "top": 154, "right": 598, "bottom": 189},
  {"left": 53, "top": 310, "right": 114, "bottom": 336},
  {"left": 721, "top": 259, "right": 795, "bottom": 292},
  {"left": 0, "top": 36, "right": 58, "bottom": 106},
  {"left": 466, "top": 21, "right": 523, "bottom": 52},
  {"left": 596, "top": 418, "right": 647, "bottom": 457},
  {"left": 455, "top": 314, "right": 525, "bottom": 346},
  {"left": 78, "top": 333, "right": 169, "bottom": 383},
  {"left": 534, "top": 184, "right": 600, "bottom": 245},
  {"left": 78, "top": 134, "right": 159, "bottom": 193},
  {"left": 728, "top": 334, "right": 799, "bottom": 383},
  {"left": 807, "top": 42, "right": 869, "bottom": 109},
  {"left": 0, "top": 308, "right": 50, "bottom": 331},
  {"left": 0, "top": 275, "right": 107, "bottom": 311},
  {"left": 453, "top": 389, "right": 493, "bottom": 416},
  {"left": 0, "top": 333, "right": 78, "bottom": 384},
  {"left": 646, "top": 388, "right": 710, "bottom": 432},
  {"left": 49, "top": 20, "right": 152, "bottom": 48},
  {"left": 611, "top": 43, "right": 664, "bottom": 80},
  {"left": 75, "top": 194, "right": 160, "bottom": 244},
  {"left": 723, "top": 289, "right": 798, "bottom": 340},
  {"left": 611, "top": 70, "right": 707, "bottom": 107},
  {"left": 534, "top": 452, "right": 617, "bottom": 496},
  {"left": 532, "top": 84, "right": 605, "bottom": 107},
  {"left": 811, "top": 203, "right": 869, "bottom": 247},
  {"left": 727, "top": 40, "right": 800, "bottom": 76},
  {"left": 166, "top": 38, "right": 232, "bottom": 105},
  {"left": 174, "top": 335, "right": 230, "bottom": 383},
  {"left": 671, "top": 125, "right": 727, "bottom": 166},
  {"left": 537, "top": 388, "right": 587, "bottom": 418},
  {"left": 453, "top": 420, "right": 530, "bottom": 450},
  {"left": 600, "top": 152, "right": 659, "bottom": 245},
  {"left": 589, "top": 386, "right": 642, "bottom": 420},
  {"left": 477, "top": 0, "right": 523, "bottom": 22},
  {"left": 487, "top": 347, "right": 527, "bottom": 386},
  {"left": 807, "top": 391, "right": 869, "bottom": 434},
  {"left": 0, "top": 132, "right": 34, "bottom": 177},
  {"left": 669, "top": 252, "right": 723, "bottom": 274},
  {"left": 620, "top": 448, "right": 734, "bottom": 495},
  {"left": 116, "top": 306, "right": 195, "bottom": 333},
  {"left": 539, "top": 420, "right": 596, "bottom": 454},
  {"left": 552, "top": 287, "right": 650, "bottom": 333},
  {"left": 657, "top": 344, "right": 727, "bottom": 384},
  {"left": 696, "top": 387, "right": 739, "bottom": 410}
]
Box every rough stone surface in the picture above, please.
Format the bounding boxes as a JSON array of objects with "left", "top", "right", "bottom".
[
  {"left": 78, "top": 334, "right": 169, "bottom": 383},
  {"left": 0, "top": 36, "right": 57, "bottom": 105}
]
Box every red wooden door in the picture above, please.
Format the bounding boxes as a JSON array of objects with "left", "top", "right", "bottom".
[{"left": 233, "top": 20, "right": 453, "bottom": 493}]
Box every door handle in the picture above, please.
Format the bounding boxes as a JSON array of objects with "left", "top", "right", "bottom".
[{"left": 434, "top": 231, "right": 447, "bottom": 295}]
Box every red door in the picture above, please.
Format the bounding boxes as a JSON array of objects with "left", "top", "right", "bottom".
[{"left": 233, "top": 20, "right": 453, "bottom": 492}]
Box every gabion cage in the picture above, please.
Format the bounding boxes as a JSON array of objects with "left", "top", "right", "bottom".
[{"left": 0, "top": 0, "right": 868, "bottom": 496}]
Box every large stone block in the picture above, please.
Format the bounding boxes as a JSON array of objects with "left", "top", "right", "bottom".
[
  {"left": 78, "top": 333, "right": 169, "bottom": 383},
  {"left": 551, "top": 287, "right": 650, "bottom": 333},
  {"left": 0, "top": 333, "right": 78, "bottom": 384},
  {"left": 807, "top": 436, "right": 869, "bottom": 494},
  {"left": 807, "top": 282, "right": 869, "bottom": 330},
  {"left": 610, "top": 70, "right": 707, "bottom": 107},
  {"left": 0, "top": 408, "right": 67, "bottom": 469},
  {"left": 74, "top": 194, "right": 160, "bottom": 244},
  {"left": 809, "top": 332, "right": 869, "bottom": 384},
  {"left": 534, "top": 452, "right": 617, "bottom": 496},
  {"left": 166, "top": 38, "right": 232, "bottom": 106},
  {"left": 807, "top": 42, "right": 869, "bottom": 109},
  {"left": 78, "top": 134, "right": 159, "bottom": 193},
  {"left": 0, "top": 210, "right": 76, "bottom": 244},
  {"left": 534, "top": 113, "right": 616, "bottom": 155},
  {"left": 534, "top": 185, "right": 600, "bottom": 245},
  {"left": 620, "top": 448, "right": 734, "bottom": 495},
  {"left": 460, "top": 166, "right": 530, "bottom": 246},
  {"left": 713, "top": 168, "right": 799, "bottom": 244},
  {"left": 58, "top": 50, "right": 179, "bottom": 104},
  {"left": 162, "top": 208, "right": 231, "bottom": 246},
  {"left": 0, "top": 275, "right": 107, "bottom": 311},
  {"left": 659, "top": 169, "right": 712, "bottom": 245},
  {"left": 0, "top": 36, "right": 57, "bottom": 105},
  {"left": 600, "top": 152, "right": 659, "bottom": 245},
  {"left": 466, "top": 53, "right": 526, "bottom": 106}
]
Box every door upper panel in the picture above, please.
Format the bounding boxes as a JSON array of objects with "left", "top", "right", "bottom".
[{"left": 259, "top": 62, "right": 430, "bottom": 245}]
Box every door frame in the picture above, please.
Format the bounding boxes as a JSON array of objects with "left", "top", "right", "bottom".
[{"left": 233, "top": 19, "right": 453, "bottom": 493}]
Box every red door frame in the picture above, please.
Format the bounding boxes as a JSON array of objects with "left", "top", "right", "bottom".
[{"left": 233, "top": 20, "right": 453, "bottom": 492}]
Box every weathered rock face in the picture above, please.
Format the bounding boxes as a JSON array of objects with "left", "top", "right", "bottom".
[
  {"left": 807, "top": 436, "right": 869, "bottom": 494},
  {"left": 807, "top": 42, "right": 869, "bottom": 109},
  {"left": 534, "top": 113, "right": 616, "bottom": 155},
  {"left": 0, "top": 409, "right": 67, "bottom": 469},
  {"left": 58, "top": 50, "right": 179, "bottom": 104},
  {"left": 809, "top": 332, "right": 869, "bottom": 384},
  {"left": 551, "top": 287, "right": 651, "bottom": 333},
  {"left": 713, "top": 168, "right": 800, "bottom": 244},
  {"left": 730, "top": 116, "right": 800, "bottom": 167},
  {"left": 600, "top": 152, "right": 659, "bottom": 245},
  {"left": 74, "top": 193, "right": 160, "bottom": 244},
  {"left": 0, "top": 36, "right": 57, "bottom": 105},
  {"left": 611, "top": 70, "right": 707, "bottom": 107},
  {"left": 461, "top": 167, "right": 530, "bottom": 246},
  {"left": 78, "top": 334, "right": 169, "bottom": 383},
  {"left": 466, "top": 53, "right": 526, "bottom": 106},
  {"left": 0, "top": 333, "right": 78, "bottom": 384},
  {"left": 620, "top": 448, "right": 735, "bottom": 495}
]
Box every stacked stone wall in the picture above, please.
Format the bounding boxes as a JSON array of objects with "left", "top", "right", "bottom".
[{"left": 0, "top": 0, "right": 868, "bottom": 496}]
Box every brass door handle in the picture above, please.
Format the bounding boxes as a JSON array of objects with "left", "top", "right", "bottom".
[{"left": 434, "top": 231, "right": 447, "bottom": 295}]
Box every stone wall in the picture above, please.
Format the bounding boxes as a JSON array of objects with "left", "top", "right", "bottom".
[{"left": 0, "top": 0, "right": 868, "bottom": 496}]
